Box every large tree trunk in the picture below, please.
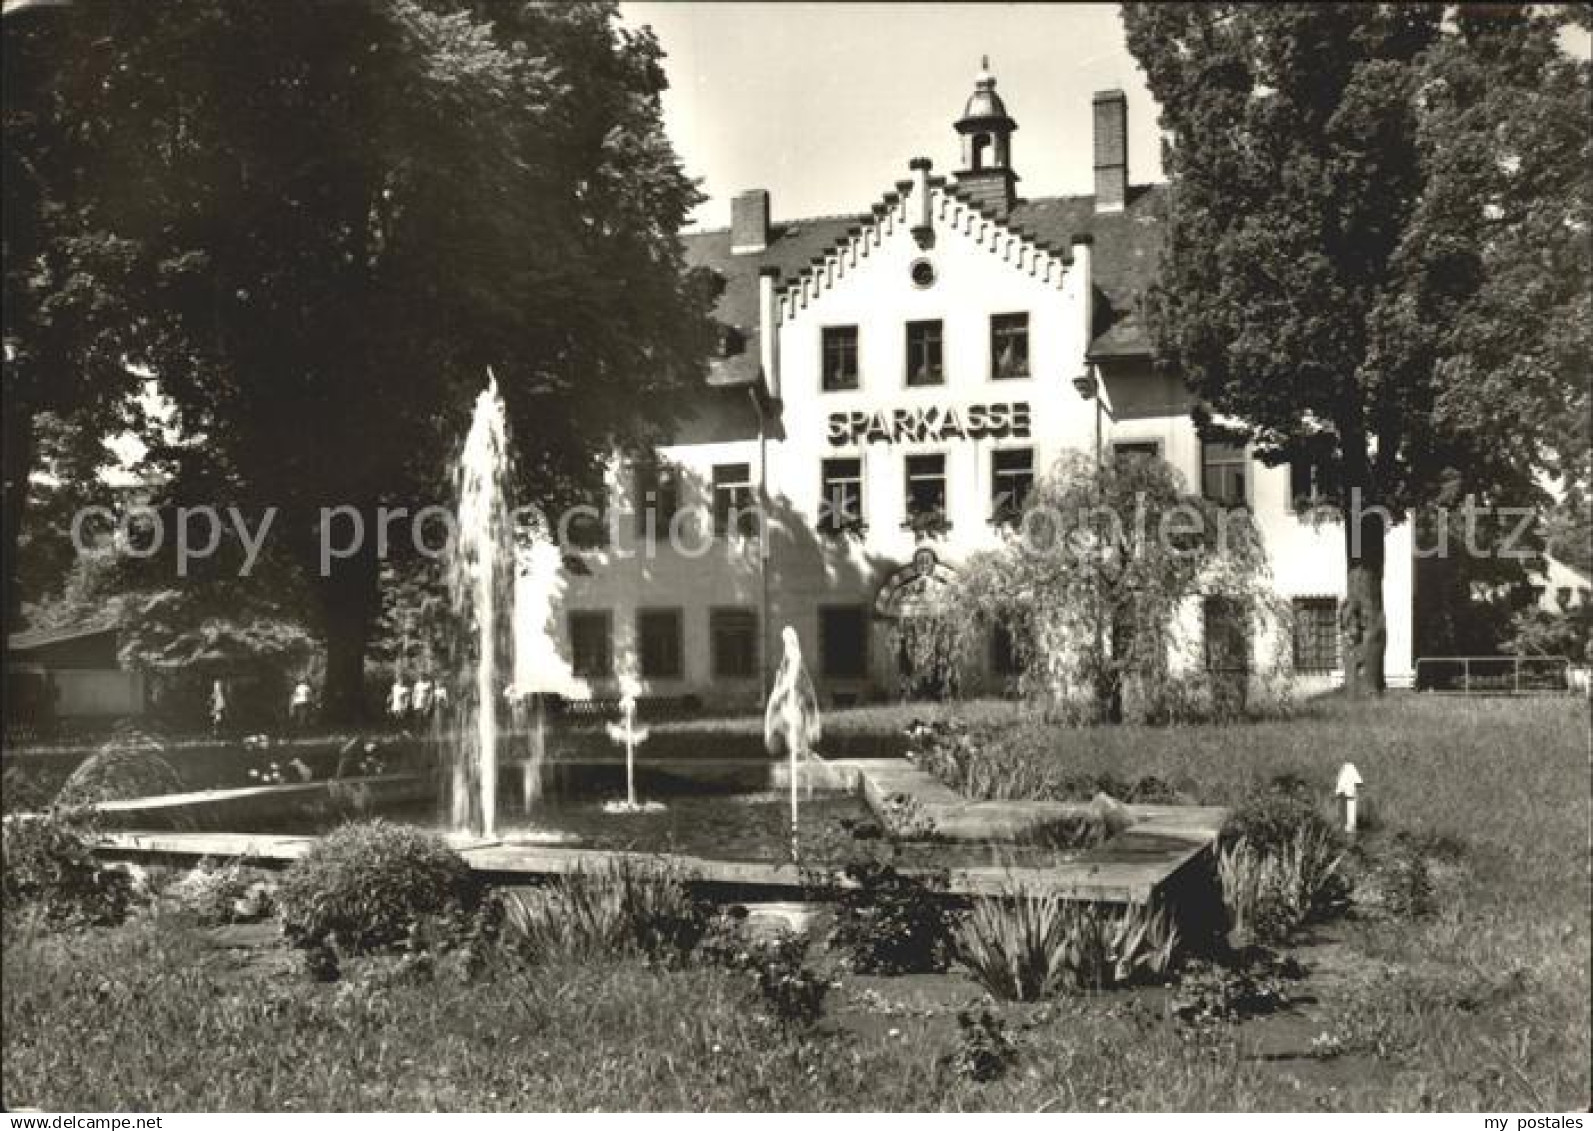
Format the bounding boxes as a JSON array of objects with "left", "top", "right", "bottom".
[
  {"left": 314, "top": 517, "right": 382, "bottom": 724},
  {"left": 1341, "top": 500, "right": 1388, "bottom": 698},
  {"left": 2, "top": 403, "right": 36, "bottom": 629}
]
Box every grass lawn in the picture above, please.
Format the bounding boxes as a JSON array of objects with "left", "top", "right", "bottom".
[{"left": 3, "top": 694, "right": 1588, "bottom": 1111}]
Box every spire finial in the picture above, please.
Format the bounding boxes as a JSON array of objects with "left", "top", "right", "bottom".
[{"left": 981, "top": 54, "right": 989, "bottom": 71}]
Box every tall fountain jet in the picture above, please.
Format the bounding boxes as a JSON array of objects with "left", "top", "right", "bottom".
[
  {"left": 764, "top": 626, "right": 822, "bottom": 861},
  {"left": 445, "top": 373, "right": 518, "bottom": 838}
]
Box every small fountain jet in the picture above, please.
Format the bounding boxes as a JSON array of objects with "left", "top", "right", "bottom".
[
  {"left": 764, "top": 626, "right": 822, "bottom": 861},
  {"left": 602, "top": 693, "right": 661, "bottom": 814}
]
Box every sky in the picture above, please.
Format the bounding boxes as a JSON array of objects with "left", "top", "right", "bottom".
[{"left": 617, "top": 2, "right": 1165, "bottom": 231}]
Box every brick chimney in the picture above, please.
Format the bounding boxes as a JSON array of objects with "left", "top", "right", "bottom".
[
  {"left": 731, "top": 189, "right": 770, "bottom": 255},
  {"left": 909, "top": 157, "right": 933, "bottom": 240},
  {"left": 1093, "top": 90, "right": 1128, "bottom": 213}
]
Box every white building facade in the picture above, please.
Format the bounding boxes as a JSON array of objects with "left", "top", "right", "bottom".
[{"left": 533, "top": 68, "right": 1415, "bottom": 707}]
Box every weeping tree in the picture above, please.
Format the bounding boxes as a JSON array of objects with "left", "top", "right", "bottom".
[
  {"left": 1123, "top": 4, "right": 1591, "bottom": 696},
  {"left": 911, "top": 452, "right": 1286, "bottom": 724}
]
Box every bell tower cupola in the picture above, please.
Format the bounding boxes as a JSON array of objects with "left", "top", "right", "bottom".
[{"left": 953, "top": 57, "right": 1018, "bottom": 216}]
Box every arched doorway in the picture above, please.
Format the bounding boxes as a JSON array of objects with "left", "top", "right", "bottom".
[{"left": 874, "top": 548, "right": 958, "bottom": 700}]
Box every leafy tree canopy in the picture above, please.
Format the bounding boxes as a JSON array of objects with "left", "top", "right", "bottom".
[
  {"left": 1122, "top": 2, "right": 1591, "bottom": 693},
  {"left": 4, "top": 0, "right": 716, "bottom": 717}
]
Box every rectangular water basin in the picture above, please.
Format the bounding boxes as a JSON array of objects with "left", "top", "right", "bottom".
[{"left": 91, "top": 758, "right": 1100, "bottom": 871}]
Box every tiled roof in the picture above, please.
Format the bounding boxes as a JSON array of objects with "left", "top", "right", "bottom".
[
  {"left": 682, "top": 182, "right": 1167, "bottom": 386},
  {"left": 1007, "top": 184, "right": 1167, "bottom": 359},
  {"left": 685, "top": 212, "right": 868, "bottom": 387},
  {"left": 7, "top": 619, "right": 118, "bottom": 653}
]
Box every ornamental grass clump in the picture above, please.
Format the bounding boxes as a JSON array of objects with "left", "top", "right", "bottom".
[
  {"left": 275, "top": 820, "right": 479, "bottom": 953},
  {"left": 954, "top": 886, "right": 1072, "bottom": 1001},
  {"left": 1217, "top": 825, "right": 1349, "bottom": 945},
  {"left": 500, "top": 858, "right": 709, "bottom": 966},
  {"left": 955, "top": 887, "right": 1179, "bottom": 1001},
  {"left": 1216, "top": 781, "right": 1352, "bottom": 944}
]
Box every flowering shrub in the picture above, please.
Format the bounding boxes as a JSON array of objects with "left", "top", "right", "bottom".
[
  {"left": 275, "top": 820, "right": 479, "bottom": 952},
  {"left": 168, "top": 860, "right": 273, "bottom": 925},
  {"left": 944, "top": 1009, "right": 1017, "bottom": 1082},
  {"left": 1171, "top": 953, "right": 1306, "bottom": 1032},
  {"left": 1220, "top": 781, "right": 1339, "bottom": 856},
  {"left": 822, "top": 861, "right": 955, "bottom": 975},
  {"left": 2, "top": 812, "right": 133, "bottom": 928},
  {"left": 747, "top": 934, "right": 827, "bottom": 1027},
  {"left": 1351, "top": 832, "right": 1445, "bottom": 921}
]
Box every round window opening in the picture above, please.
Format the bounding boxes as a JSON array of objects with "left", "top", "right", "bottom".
[{"left": 910, "top": 258, "right": 937, "bottom": 288}]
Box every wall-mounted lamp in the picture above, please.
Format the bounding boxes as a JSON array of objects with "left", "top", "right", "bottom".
[{"left": 1073, "top": 362, "right": 1112, "bottom": 469}]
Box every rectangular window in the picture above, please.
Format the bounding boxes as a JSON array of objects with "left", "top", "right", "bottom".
[
  {"left": 634, "top": 458, "right": 683, "bottom": 540},
  {"left": 822, "top": 326, "right": 859, "bottom": 392},
  {"left": 710, "top": 608, "right": 759, "bottom": 679},
  {"left": 905, "top": 319, "right": 944, "bottom": 386},
  {"left": 568, "top": 611, "right": 612, "bottom": 680},
  {"left": 637, "top": 608, "right": 683, "bottom": 680},
  {"left": 1203, "top": 597, "right": 1250, "bottom": 673},
  {"left": 1291, "top": 597, "right": 1339, "bottom": 672},
  {"left": 820, "top": 606, "right": 868, "bottom": 680},
  {"left": 904, "top": 452, "right": 947, "bottom": 520},
  {"left": 1113, "top": 440, "right": 1161, "bottom": 465},
  {"left": 1290, "top": 457, "right": 1326, "bottom": 511},
  {"left": 1111, "top": 604, "right": 1138, "bottom": 665},
  {"left": 991, "top": 621, "right": 1021, "bottom": 676},
  {"left": 991, "top": 448, "right": 1034, "bottom": 525},
  {"left": 990, "top": 312, "right": 1029, "bottom": 379},
  {"left": 820, "top": 457, "right": 865, "bottom": 535},
  {"left": 712, "top": 463, "right": 756, "bottom": 537},
  {"left": 1201, "top": 440, "right": 1249, "bottom": 509}
]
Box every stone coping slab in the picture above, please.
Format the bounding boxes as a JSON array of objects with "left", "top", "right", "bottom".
[
  {"left": 92, "top": 829, "right": 1203, "bottom": 903},
  {"left": 91, "top": 773, "right": 424, "bottom": 813},
  {"left": 822, "top": 756, "right": 1226, "bottom": 848},
  {"left": 87, "top": 774, "right": 433, "bottom": 832}
]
